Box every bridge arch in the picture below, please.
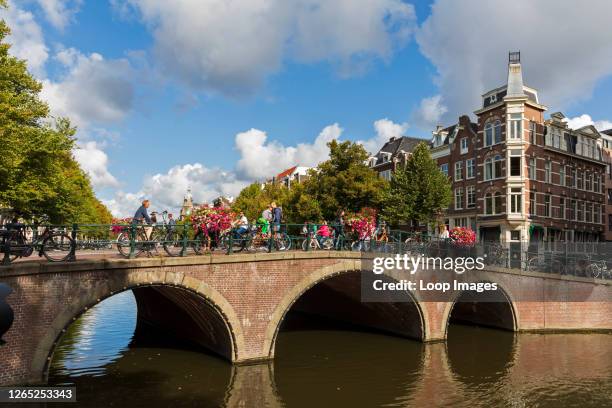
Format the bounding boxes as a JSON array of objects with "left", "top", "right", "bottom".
[
  {"left": 442, "top": 280, "right": 518, "bottom": 337},
  {"left": 263, "top": 260, "right": 427, "bottom": 359},
  {"left": 31, "top": 271, "right": 245, "bottom": 383}
]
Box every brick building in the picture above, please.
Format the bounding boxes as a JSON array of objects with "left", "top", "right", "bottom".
[
  {"left": 601, "top": 129, "right": 612, "bottom": 240},
  {"left": 432, "top": 52, "right": 607, "bottom": 243},
  {"left": 369, "top": 136, "right": 425, "bottom": 180}
]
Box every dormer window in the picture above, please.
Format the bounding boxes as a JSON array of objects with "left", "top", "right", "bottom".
[{"left": 490, "top": 94, "right": 497, "bottom": 104}]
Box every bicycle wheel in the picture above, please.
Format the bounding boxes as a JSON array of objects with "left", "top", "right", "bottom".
[
  {"left": 116, "top": 231, "right": 143, "bottom": 258},
  {"left": 276, "top": 233, "right": 292, "bottom": 251},
  {"left": 222, "top": 234, "right": 246, "bottom": 253},
  {"left": 192, "top": 232, "right": 209, "bottom": 255},
  {"left": 586, "top": 264, "right": 601, "bottom": 278},
  {"left": 42, "top": 233, "right": 74, "bottom": 262},
  {"left": 163, "top": 230, "right": 184, "bottom": 257},
  {"left": 321, "top": 237, "right": 334, "bottom": 250}
]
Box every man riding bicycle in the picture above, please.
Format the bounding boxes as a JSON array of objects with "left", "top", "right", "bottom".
[{"left": 133, "top": 200, "right": 153, "bottom": 239}]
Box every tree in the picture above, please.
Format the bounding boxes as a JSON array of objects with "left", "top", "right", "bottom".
[
  {"left": 302, "top": 140, "right": 389, "bottom": 220},
  {"left": 382, "top": 142, "right": 451, "bottom": 227},
  {"left": 232, "top": 182, "right": 291, "bottom": 222},
  {"left": 0, "top": 3, "right": 112, "bottom": 224}
]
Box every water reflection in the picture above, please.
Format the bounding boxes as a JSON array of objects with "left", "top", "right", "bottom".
[{"left": 49, "top": 292, "right": 612, "bottom": 407}]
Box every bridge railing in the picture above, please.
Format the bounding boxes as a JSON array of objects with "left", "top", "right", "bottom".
[{"left": 0, "top": 223, "right": 610, "bottom": 280}]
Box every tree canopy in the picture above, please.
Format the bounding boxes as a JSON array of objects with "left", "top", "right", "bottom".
[
  {"left": 232, "top": 140, "right": 387, "bottom": 223},
  {"left": 382, "top": 142, "right": 451, "bottom": 227},
  {"left": 0, "top": 3, "right": 112, "bottom": 224}
]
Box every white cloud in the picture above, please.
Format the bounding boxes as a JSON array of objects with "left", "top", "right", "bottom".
[
  {"left": 415, "top": 0, "right": 612, "bottom": 125},
  {"left": 40, "top": 48, "right": 135, "bottom": 127},
  {"left": 35, "top": 0, "right": 81, "bottom": 30},
  {"left": 235, "top": 123, "right": 342, "bottom": 179},
  {"left": 118, "top": 0, "right": 416, "bottom": 96},
  {"left": 565, "top": 114, "right": 612, "bottom": 132},
  {"left": 73, "top": 141, "right": 119, "bottom": 188},
  {"left": 105, "top": 118, "right": 409, "bottom": 216},
  {"left": 104, "top": 164, "right": 248, "bottom": 217},
  {"left": 360, "top": 118, "right": 408, "bottom": 155},
  {"left": 1, "top": 1, "right": 49, "bottom": 75},
  {"left": 412, "top": 94, "right": 447, "bottom": 129}
]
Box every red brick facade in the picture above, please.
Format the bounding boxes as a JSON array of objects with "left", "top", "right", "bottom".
[{"left": 431, "top": 54, "right": 607, "bottom": 243}]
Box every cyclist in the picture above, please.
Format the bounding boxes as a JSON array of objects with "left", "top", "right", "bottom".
[
  {"left": 133, "top": 200, "right": 153, "bottom": 239},
  {"left": 316, "top": 221, "right": 332, "bottom": 246},
  {"left": 233, "top": 212, "right": 249, "bottom": 239},
  {"left": 271, "top": 202, "right": 284, "bottom": 249},
  {"left": 333, "top": 209, "right": 346, "bottom": 248}
]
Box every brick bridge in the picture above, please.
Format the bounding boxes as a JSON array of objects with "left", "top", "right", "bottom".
[{"left": 0, "top": 252, "right": 610, "bottom": 386}]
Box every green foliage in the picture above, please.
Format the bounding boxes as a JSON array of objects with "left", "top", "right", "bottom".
[
  {"left": 232, "top": 140, "right": 388, "bottom": 223},
  {"left": 382, "top": 142, "right": 451, "bottom": 227},
  {"left": 232, "top": 182, "right": 291, "bottom": 222},
  {"left": 0, "top": 8, "right": 112, "bottom": 224},
  {"left": 302, "top": 140, "right": 389, "bottom": 220}
]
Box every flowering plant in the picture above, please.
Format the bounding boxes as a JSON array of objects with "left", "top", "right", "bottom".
[
  {"left": 111, "top": 217, "right": 133, "bottom": 234},
  {"left": 449, "top": 227, "right": 476, "bottom": 247},
  {"left": 346, "top": 208, "right": 377, "bottom": 240},
  {"left": 190, "top": 205, "right": 235, "bottom": 235}
]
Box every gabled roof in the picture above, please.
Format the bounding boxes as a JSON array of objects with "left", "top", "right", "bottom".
[
  {"left": 276, "top": 166, "right": 298, "bottom": 180},
  {"left": 602, "top": 129, "right": 612, "bottom": 136},
  {"left": 372, "top": 136, "right": 425, "bottom": 165}
]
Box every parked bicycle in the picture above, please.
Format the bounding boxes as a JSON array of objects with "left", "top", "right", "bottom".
[
  {"left": 1, "top": 224, "right": 74, "bottom": 263},
  {"left": 585, "top": 257, "right": 612, "bottom": 279}
]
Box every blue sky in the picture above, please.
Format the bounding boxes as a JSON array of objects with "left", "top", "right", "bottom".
[{"left": 3, "top": 0, "right": 612, "bottom": 216}]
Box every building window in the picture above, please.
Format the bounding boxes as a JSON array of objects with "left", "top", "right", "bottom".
[
  {"left": 570, "top": 168, "right": 577, "bottom": 188},
  {"left": 460, "top": 138, "right": 468, "bottom": 154},
  {"left": 494, "top": 192, "right": 503, "bottom": 214},
  {"left": 484, "top": 155, "right": 503, "bottom": 180},
  {"left": 466, "top": 159, "right": 475, "bottom": 179},
  {"left": 380, "top": 170, "right": 392, "bottom": 181},
  {"left": 577, "top": 171, "right": 583, "bottom": 190},
  {"left": 528, "top": 158, "right": 536, "bottom": 179},
  {"left": 559, "top": 197, "right": 565, "bottom": 219},
  {"left": 440, "top": 163, "right": 448, "bottom": 177},
  {"left": 510, "top": 152, "right": 521, "bottom": 177},
  {"left": 455, "top": 162, "right": 463, "bottom": 181},
  {"left": 585, "top": 172, "right": 591, "bottom": 191},
  {"left": 494, "top": 120, "right": 502, "bottom": 143},
  {"left": 510, "top": 188, "right": 522, "bottom": 214},
  {"left": 529, "top": 191, "right": 536, "bottom": 216},
  {"left": 508, "top": 114, "right": 521, "bottom": 139},
  {"left": 594, "top": 174, "right": 600, "bottom": 193},
  {"left": 544, "top": 162, "right": 551, "bottom": 183},
  {"left": 559, "top": 165, "right": 566, "bottom": 187},
  {"left": 577, "top": 201, "right": 583, "bottom": 222},
  {"left": 529, "top": 121, "right": 536, "bottom": 144},
  {"left": 484, "top": 122, "right": 493, "bottom": 146},
  {"left": 455, "top": 188, "right": 464, "bottom": 209},
  {"left": 544, "top": 194, "right": 551, "bottom": 217},
  {"left": 467, "top": 186, "right": 476, "bottom": 208},
  {"left": 595, "top": 205, "right": 601, "bottom": 225},
  {"left": 585, "top": 203, "right": 592, "bottom": 223},
  {"left": 485, "top": 193, "right": 493, "bottom": 215},
  {"left": 570, "top": 199, "right": 576, "bottom": 220}
]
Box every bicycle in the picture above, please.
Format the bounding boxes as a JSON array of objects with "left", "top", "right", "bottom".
[
  {"left": 1, "top": 224, "right": 74, "bottom": 263},
  {"left": 585, "top": 258, "right": 612, "bottom": 279},
  {"left": 526, "top": 252, "right": 565, "bottom": 274},
  {"left": 116, "top": 222, "right": 163, "bottom": 258},
  {"left": 301, "top": 228, "right": 334, "bottom": 251},
  {"left": 484, "top": 242, "right": 510, "bottom": 268}
]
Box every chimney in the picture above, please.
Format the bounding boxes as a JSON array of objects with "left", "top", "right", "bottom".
[{"left": 506, "top": 51, "right": 525, "bottom": 98}]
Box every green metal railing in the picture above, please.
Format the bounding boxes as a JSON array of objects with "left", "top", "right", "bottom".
[{"left": 1, "top": 222, "right": 611, "bottom": 280}]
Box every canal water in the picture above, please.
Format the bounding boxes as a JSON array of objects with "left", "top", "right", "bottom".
[{"left": 49, "top": 291, "right": 612, "bottom": 407}]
